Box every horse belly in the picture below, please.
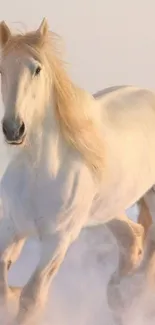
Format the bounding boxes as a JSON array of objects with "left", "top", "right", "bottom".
[{"left": 88, "top": 131, "right": 155, "bottom": 225}]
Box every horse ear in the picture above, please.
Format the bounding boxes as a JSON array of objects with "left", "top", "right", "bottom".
[
  {"left": 0, "top": 21, "right": 11, "bottom": 47},
  {"left": 37, "top": 18, "right": 49, "bottom": 38}
]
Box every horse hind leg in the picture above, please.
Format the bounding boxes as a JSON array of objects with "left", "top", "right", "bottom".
[
  {"left": 15, "top": 232, "right": 72, "bottom": 324},
  {"left": 137, "top": 196, "right": 153, "bottom": 240},
  {"left": 108, "top": 189, "right": 154, "bottom": 281},
  {"left": 107, "top": 193, "right": 153, "bottom": 323},
  {"left": 133, "top": 187, "right": 155, "bottom": 268},
  {"left": 106, "top": 212, "right": 145, "bottom": 323},
  {"left": 107, "top": 192, "right": 153, "bottom": 281},
  {"left": 107, "top": 213, "right": 144, "bottom": 276},
  {"left": 135, "top": 189, "right": 155, "bottom": 287},
  {"left": 137, "top": 224, "right": 155, "bottom": 286}
]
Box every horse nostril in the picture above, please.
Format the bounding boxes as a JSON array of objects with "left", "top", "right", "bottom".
[
  {"left": 2, "top": 119, "right": 25, "bottom": 143},
  {"left": 2, "top": 123, "right": 7, "bottom": 136},
  {"left": 18, "top": 122, "right": 25, "bottom": 137}
]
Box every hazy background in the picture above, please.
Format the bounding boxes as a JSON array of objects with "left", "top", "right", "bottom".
[
  {"left": 0, "top": 0, "right": 155, "bottom": 93},
  {"left": 0, "top": 1, "right": 154, "bottom": 324}
]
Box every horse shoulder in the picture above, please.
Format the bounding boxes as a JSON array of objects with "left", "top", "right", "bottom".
[{"left": 56, "top": 158, "right": 97, "bottom": 236}]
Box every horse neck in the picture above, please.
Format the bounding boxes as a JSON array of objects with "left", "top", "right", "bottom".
[{"left": 22, "top": 99, "right": 68, "bottom": 177}]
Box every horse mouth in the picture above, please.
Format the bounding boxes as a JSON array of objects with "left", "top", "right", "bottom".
[{"left": 6, "top": 134, "right": 26, "bottom": 146}]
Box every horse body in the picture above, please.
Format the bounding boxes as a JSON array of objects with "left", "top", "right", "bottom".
[
  {"left": 90, "top": 86, "right": 155, "bottom": 221},
  {"left": 0, "top": 18, "right": 154, "bottom": 324},
  {"left": 2, "top": 86, "right": 155, "bottom": 238}
]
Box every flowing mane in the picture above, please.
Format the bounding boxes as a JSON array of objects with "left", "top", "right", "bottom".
[{"left": 2, "top": 28, "right": 105, "bottom": 177}]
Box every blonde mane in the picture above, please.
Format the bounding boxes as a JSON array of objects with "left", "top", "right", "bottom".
[{"left": 2, "top": 28, "right": 105, "bottom": 177}]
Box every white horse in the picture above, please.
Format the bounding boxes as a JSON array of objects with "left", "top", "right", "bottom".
[{"left": 0, "top": 18, "right": 154, "bottom": 324}]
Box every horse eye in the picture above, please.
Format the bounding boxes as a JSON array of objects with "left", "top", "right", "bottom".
[{"left": 35, "top": 66, "right": 41, "bottom": 76}]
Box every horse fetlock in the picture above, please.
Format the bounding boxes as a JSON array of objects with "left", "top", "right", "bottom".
[{"left": 118, "top": 243, "right": 143, "bottom": 276}]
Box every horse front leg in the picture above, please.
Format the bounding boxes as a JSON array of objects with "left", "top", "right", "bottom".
[
  {"left": 0, "top": 218, "right": 23, "bottom": 306},
  {"left": 14, "top": 167, "right": 95, "bottom": 324},
  {"left": 15, "top": 229, "right": 80, "bottom": 325},
  {"left": 7, "top": 238, "right": 25, "bottom": 271},
  {"left": 8, "top": 238, "right": 26, "bottom": 300}
]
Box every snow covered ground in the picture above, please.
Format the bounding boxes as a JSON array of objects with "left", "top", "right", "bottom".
[{"left": 4, "top": 204, "right": 154, "bottom": 325}]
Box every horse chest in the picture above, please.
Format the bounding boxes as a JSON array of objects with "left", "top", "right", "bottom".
[{"left": 1, "top": 163, "right": 71, "bottom": 236}]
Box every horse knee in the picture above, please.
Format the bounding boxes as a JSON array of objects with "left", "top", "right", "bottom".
[
  {"left": 142, "top": 224, "right": 155, "bottom": 262},
  {"left": 129, "top": 233, "right": 144, "bottom": 266},
  {"left": 118, "top": 228, "right": 144, "bottom": 275},
  {"left": 118, "top": 249, "right": 141, "bottom": 277},
  {"left": 7, "top": 260, "right": 12, "bottom": 270},
  {"left": 10, "top": 238, "right": 25, "bottom": 265}
]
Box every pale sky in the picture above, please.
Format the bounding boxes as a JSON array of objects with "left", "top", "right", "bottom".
[{"left": 0, "top": 0, "right": 155, "bottom": 92}]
